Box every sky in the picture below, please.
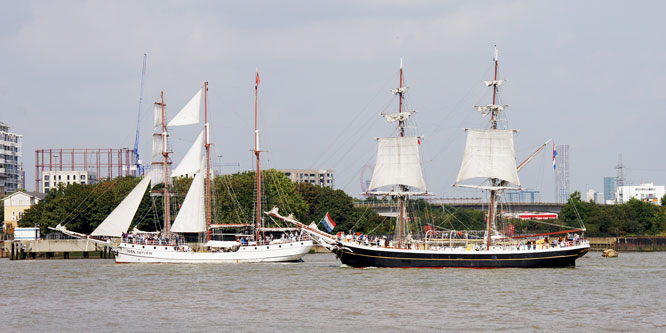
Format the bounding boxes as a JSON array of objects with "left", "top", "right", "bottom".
[{"left": 1, "top": 0, "right": 665, "bottom": 201}]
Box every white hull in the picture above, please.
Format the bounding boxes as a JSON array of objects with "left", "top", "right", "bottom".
[{"left": 114, "top": 240, "right": 313, "bottom": 263}]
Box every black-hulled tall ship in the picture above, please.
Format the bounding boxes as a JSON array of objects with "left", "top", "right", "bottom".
[{"left": 271, "top": 51, "right": 589, "bottom": 268}]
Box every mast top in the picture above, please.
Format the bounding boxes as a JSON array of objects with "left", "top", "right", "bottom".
[{"left": 474, "top": 45, "right": 509, "bottom": 129}]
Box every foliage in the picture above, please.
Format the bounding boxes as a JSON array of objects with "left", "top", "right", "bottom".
[
  {"left": 295, "top": 182, "right": 387, "bottom": 234},
  {"left": 18, "top": 175, "right": 666, "bottom": 238},
  {"left": 20, "top": 177, "right": 145, "bottom": 235},
  {"left": 411, "top": 199, "right": 485, "bottom": 232},
  {"left": 560, "top": 191, "right": 666, "bottom": 236},
  {"left": 213, "top": 169, "right": 308, "bottom": 225}
]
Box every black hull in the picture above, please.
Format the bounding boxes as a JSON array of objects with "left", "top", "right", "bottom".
[{"left": 333, "top": 244, "right": 589, "bottom": 268}]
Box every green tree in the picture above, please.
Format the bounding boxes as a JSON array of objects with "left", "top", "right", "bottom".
[
  {"left": 20, "top": 177, "right": 144, "bottom": 235},
  {"left": 213, "top": 169, "right": 308, "bottom": 225},
  {"left": 294, "top": 183, "right": 388, "bottom": 234}
]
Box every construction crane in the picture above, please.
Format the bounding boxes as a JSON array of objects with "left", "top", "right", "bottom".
[{"left": 132, "top": 54, "right": 147, "bottom": 176}]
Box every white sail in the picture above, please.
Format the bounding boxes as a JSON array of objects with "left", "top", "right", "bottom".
[
  {"left": 455, "top": 128, "right": 520, "bottom": 186},
  {"left": 152, "top": 133, "right": 164, "bottom": 158},
  {"left": 153, "top": 104, "right": 163, "bottom": 129},
  {"left": 171, "top": 172, "right": 206, "bottom": 233},
  {"left": 168, "top": 88, "right": 202, "bottom": 127},
  {"left": 150, "top": 166, "right": 166, "bottom": 185},
  {"left": 172, "top": 130, "right": 204, "bottom": 178},
  {"left": 368, "top": 136, "right": 427, "bottom": 192},
  {"left": 91, "top": 176, "right": 151, "bottom": 237}
]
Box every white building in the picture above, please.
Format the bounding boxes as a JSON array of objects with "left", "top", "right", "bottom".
[
  {"left": 586, "top": 189, "right": 603, "bottom": 204},
  {"left": 0, "top": 122, "right": 23, "bottom": 194},
  {"left": 616, "top": 183, "right": 665, "bottom": 204},
  {"left": 41, "top": 170, "right": 97, "bottom": 193},
  {"left": 281, "top": 169, "right": 334, "bottom": 188}
]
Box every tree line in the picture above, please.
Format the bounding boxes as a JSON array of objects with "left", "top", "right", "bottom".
[
  {"left": 16, "top": 175, "right": 666, "bottom": 237},
  {"left": 18, "top": 170, "right": 386, "bottom": 236}
]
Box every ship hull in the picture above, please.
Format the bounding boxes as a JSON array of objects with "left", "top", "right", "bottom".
[
  {"left": 332, "top": 243, "right": 589, "bottom": 268},
  {"left": 115, "top": 240, "right": 313, "bottom": 263}
]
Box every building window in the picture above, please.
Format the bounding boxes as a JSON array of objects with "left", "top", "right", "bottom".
[
  {"left": 81, "top": 175, "right": 86, "bottom": 180},
  {"left": 44, "top": 182, "right": 49, "bottom": 187},
  {"left": 81, "top": 181, "right": 86, "bottom": 185},
  {"left": 73, "top": 175, "right": 76, "bottom": 180},
  {"left": 67, "top": 175, "right": 70, "bottom": 180},
  {"left": 58, "top": 175, "right": 61, "bottom": 180},
  {"left": 44, "top": 175, "right": 50, "bottom": 180}
]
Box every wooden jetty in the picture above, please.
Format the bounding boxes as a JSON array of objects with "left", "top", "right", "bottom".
[{"left": 4, "top": 239, "right": 113, "bottom": 260}]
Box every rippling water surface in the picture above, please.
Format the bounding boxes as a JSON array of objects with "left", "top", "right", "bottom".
[{"left": 1, "top": 252, "right": 665, "bottom": 332}]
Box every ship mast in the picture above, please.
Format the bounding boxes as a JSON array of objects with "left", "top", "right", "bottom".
[
  {"left": 204, "top": 82, "right": 211, "bottom": 242},
  {"left": 159, "top": 92, "right": 171, "bottom": 237},
  {"left": 254, "top": 70, "right": 262, "bottom": 243},
  {"left": 487, "top": 46, "right": 501, "bottom": 250},
  {"left": 396, "top": 59, "right": 407, "bottom": 248}
]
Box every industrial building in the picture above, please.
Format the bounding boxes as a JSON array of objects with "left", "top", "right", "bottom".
[
  {"left": 0, "top": 122, "right": 23, "bottom": 195},
  {"left": 281, "top": 169, "right": 334, "bottom": 188},
  {"left": 616, "top": 183, "right": 665, "bottom": 204},
  {"left": 34, "top": 148, "right": 132, "bottom": 192}
]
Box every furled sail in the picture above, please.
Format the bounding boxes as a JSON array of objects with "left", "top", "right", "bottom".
[
  {"left": 381, "top": 111, "right": 415, "bottom": 123},
  {"left": 168, "top": 88, "right": 202, "bottom": 127},
  {"left": 171, "top": 130, "right": 204, "bottom": 178},
  {"left": 152, "top": 133, "right": 164, "bottom": 158},
  {"left": 455, "top": 128, "right": 520, "bottom": 186},
  {"left": 153, "top": 104, "right": 163, "bottom": 129},
  {"left": 368, "top": 136, "right": 427, "bottom": 192},
  {"left": 152, "top": 103, "right": 166, "bottom": 158},
  {"left": 170, "top": 172, "right": 206, "bottom": 233},
  {"left": 91, "top": 176, "right": 151, "bottom": 237},
  {"left": 149, "top": 166, "right": 166, "bottom": 185}
]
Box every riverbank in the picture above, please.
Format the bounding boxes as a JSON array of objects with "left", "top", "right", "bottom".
[{"left": 589, "top": 236, "right": 666, "bottom": 251}]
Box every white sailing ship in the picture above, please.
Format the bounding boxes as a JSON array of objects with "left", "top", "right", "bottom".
[{"left": 55, "top": 79, "right": 312, "bottom": 263}]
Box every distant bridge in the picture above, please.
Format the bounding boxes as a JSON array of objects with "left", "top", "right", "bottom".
[{"left": 354, "top": 201, "right": 566, "bottom": 217}]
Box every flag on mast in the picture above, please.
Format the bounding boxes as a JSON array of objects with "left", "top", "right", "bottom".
[
  {"left": 320, "top": 212, "right": 336, "bottom": 233},
  {"left": 255, "top": 70, "right": 260, "bottom": 87},
  {"left": 552, "top": 143, "right": 558, "bottom": 170}
]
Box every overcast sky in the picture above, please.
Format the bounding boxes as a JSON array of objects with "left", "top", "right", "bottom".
[{"left": 2, "top": 1, "right": 665, "bottom": 201}]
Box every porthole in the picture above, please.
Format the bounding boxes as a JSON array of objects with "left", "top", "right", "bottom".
[
  {"left": 142, "top": 246, "right": 145, "bottom": 249},
  {"left": 279, "top": 245, "right": 282, "bottom": 248},
  {"left": 290, "top": 244, "right": 293, "bottom": 246},
  {"left": 301, "top": 242, "right": 303, "bottom": 245},
  {"left": 255, "top": 247, "right": 257, "bottom": 250},
  {"left": 153, "top": 247, "right": 156, "bottom": 250},
  {"left": 131, "top": 245, "right": 134, "bottom": 248}
]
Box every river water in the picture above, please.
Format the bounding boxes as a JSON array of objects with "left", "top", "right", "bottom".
[{"left": 1, "top": 252, "right": 665, "bottom": 332}]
